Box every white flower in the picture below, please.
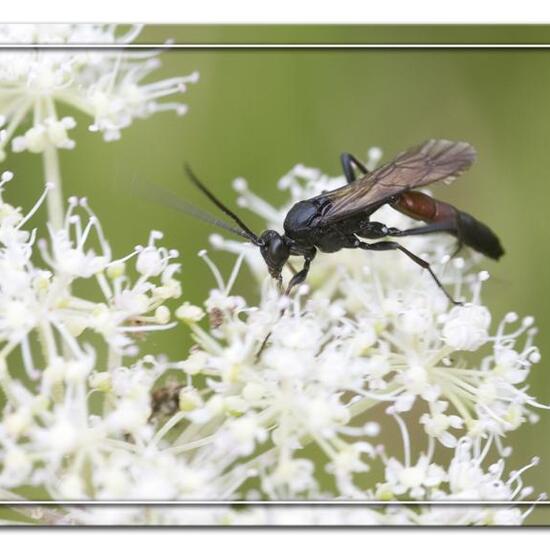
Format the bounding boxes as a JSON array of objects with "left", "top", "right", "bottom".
[
  {"left": 0, "top": 129, "right": 546, "bottom": 526},
  {"left": 385, "top": 455, "right": 446, "bottom": 498},
  {"left": 0, "top": 176, "right": 181, "bottom": 380},
  {"left": 0, "top": 24, "right": 198, "bottom": 158},
  {"left": 0, "top": 447, "right": 32, "bottom": 487},
  {"left": 39, "top": 198, "right": 111, "bottom": 278},
  {"left": 184, "top": 160, "right": 547, "bottom": 507},
  {"left": 420, "top": 401, "right": 464, "bottom": 448},
  {"left": 442, "top": 304, "right": 491, "bottom": 351},
  {"left": 217, "top": 415, "right": 268, "bottom": 456},
  {"left": 176, "top": 302, "right": 205, "bottom": 323},
  {"left": 262, "top": 458, "right": 317, "bottom": 496}
]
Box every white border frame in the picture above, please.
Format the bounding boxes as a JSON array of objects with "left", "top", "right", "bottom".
[{"left": 0, "top": 32, "right": 548, "bottom": 510}]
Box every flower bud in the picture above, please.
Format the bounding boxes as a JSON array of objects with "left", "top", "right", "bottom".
[{"left": 176, "top": 302, "right": 205, "bottom": 323}]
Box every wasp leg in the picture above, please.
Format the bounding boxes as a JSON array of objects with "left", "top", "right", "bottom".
[
  {"left": 285, "top": 250, "right": 317, "bottom": 295},
  {"left": 386, "top": 220, "right": 464, "bottom": 259},
  {"left": 354, "top": 239, "right": 463, "bottom": 305},
  {"left": 258, "top": 251, "right": 315, "bottom": 361},
  {"left": 389, "top": 192, "right": 470, "bottom": 258},
  {"left": 340, "top": 153, "right": 369, "bottom": 184},
  {"left": 256, "top": 330, "right": 273, "bottom": 360},
  {"left": 276, "top": 275, "right": 284, "bottom": 293}
]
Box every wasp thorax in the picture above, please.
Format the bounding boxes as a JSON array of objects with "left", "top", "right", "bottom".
[{"left": 259, "top": 230, "right": 290, "bottom": 278}]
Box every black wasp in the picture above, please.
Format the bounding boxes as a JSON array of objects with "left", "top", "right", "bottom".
[{"left": 171, "top": 139, "right": 504, "bottom": 304}]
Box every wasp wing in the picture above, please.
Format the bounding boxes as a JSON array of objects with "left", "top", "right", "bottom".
[{"left": 320, "top": 140, "right": 476, "bottom": 223}]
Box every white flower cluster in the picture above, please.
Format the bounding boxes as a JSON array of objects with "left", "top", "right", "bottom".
[
  {"left": 0, "top": 24, "right": 546, "bottom": 526},
  {"left": 211, "top": 159, "right": 545, "bottom": 450},
  {"left": 0, "top": 175, "right": 196, "bottom": 504},
  {"left": 0, "top": 159, "right": 546, "bottom": 526},
  {"left": 0, "top": 23, "right": 198, "bottom": 159}
]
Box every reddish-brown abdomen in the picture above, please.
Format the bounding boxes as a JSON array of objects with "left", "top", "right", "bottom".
[
  {"left": 393, "top": 191, "right": 504, "bottom": 260},
  {"left": 393, "top": 191, "right": 455, "bottom": 223}
]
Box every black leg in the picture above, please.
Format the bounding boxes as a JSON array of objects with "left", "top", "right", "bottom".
[
  {"left": 256, "top": 330, "right": 273, "bottom": 360},
  {"left": 360, "top": 219, "right": 458, "bottom": 241},
  {"left": 257, "top": 251, "right": 316, "bottom": 361},
  {"left": 355, "top": 239, "right": 463, "bottom": 305},
  {"left": 285, "top": 250, "right": 317, "bottom": 295},
  {"left": 387, "top": 220, "right": 465, "bottom": 258},
  {"left": 276, "top": 275, "right": 283, "bottom": 293},
  {"left": 387, "top": 220, "right": 455, "bottom": 238},
  {"left": 340, "top": 153, "right": 369, "bottom": 184}
]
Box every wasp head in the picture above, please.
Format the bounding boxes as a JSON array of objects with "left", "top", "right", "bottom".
[{"left": 258, "top": 230, "right": 290, "bottom": 281}]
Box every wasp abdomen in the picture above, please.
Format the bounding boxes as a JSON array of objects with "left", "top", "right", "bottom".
[
  {"left": 393, "top": 191, "right": 504, "bottom": 260},
  {"left": 456, "top": 210, "right": 504, "bottom": 260},
  {"left": 393, "top": 191, "right": 453, "bottom": 222}
]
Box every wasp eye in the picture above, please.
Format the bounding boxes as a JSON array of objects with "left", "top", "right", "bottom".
[
  {"left": 268, "top": 238, "right": 288, "bottom": 263},
  {"left": 259, "top": 231, "right": 289, "bottom": 273}
]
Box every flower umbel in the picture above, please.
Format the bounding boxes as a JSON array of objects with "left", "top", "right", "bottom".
[
  {"left": 0, "top": 24, "right": 198, "bottom": 228},
  {"left": 0, "top": 28, "right": 546, "bottom": 525},
  {"left": 0, "top": 24, "right": 198, "bottom": 151},
  {"left": 0, "top": 157, "right": 546, "bottom": 526}
]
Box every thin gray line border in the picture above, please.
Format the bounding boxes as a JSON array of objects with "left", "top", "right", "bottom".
[{"left": 0, "top": 37, "right": 548, "bottom": 509}]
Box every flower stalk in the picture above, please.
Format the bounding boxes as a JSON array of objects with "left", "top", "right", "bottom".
[{"left": 42, "top": 142, "right": 63, "bottom": 230}]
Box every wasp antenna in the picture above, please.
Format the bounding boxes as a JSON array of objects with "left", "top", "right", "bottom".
[
  {"left": 142, "top": 181, "right": 256, "bottom": 242},
  {"left": 184, "top": 164, "right": 260, "bottom": 245}
]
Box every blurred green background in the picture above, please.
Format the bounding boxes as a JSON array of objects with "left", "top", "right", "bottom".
[{"left": 4, "top": 26, "right": 550, "bottom": 521}]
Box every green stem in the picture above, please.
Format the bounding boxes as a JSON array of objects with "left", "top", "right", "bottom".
[
  {"left": 0, "top": 356, "right": 16, "bottom": 405},
  {"left": 42, "top": 143, "right": 63, "bottom": 230}
]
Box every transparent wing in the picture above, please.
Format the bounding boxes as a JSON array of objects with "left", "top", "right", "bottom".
[{"left": 320, "top": 140, "right": 476, "bottom": 223}]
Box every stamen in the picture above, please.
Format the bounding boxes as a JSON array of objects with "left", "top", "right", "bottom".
[
  {"left": 116, "top": 24, "right": 144, "bottom": 45},
  {"left": 225, "top": 251, "right": 246, "bottom": 296},
  {"left": 108, "top": 247, "right": 142, "bottom": 266},
  {"left": 508, "top": 456, "right": 539, "bottom": 487},
  {"left": 78, "top": 200, "right": 112, "bottom": 258},
  {"left": 21, "top": 336, "right": 39, "bottom": 381},
  {"left": 389, "top": 409, "right": 412, "bottom": 468},
  {"left": 198, "top": 249, "right": 225, "bottom": 290},
  {"left": 121, "top": 322, "right": 177, "bottom": 333},
  {"left": 16, "top": 182, "right": 54, "bottom": 229},
  {"left": 0, "top": 170, "right": 14, "bottom": 188},
  {"left": 51, "top": 321, "right": 85, "bottom": 361},
  {"left": 521, "top": 492, "right": 547, "bottom": 520},
  {"left": 476, "top": 434, "right": 494, "bottom": 465},
  {"left": 78, "top": 217, "right": 96, "bottom": 248}
]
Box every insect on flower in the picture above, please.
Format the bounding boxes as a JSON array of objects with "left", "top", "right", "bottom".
[{"left": 167, "top": 140, "right": 504, "bottom": 303}]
